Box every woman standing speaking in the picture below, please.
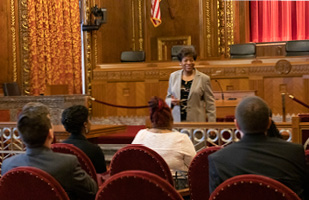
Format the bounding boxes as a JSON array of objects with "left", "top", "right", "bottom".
[{"left": 165, "top": 47, "right": 216, "bottom": 122}]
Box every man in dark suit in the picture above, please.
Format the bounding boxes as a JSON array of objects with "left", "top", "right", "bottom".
[
  {"left": 1, "top": 102, "right": 98, "bottom": 200},
  {"left": 208, "top": 96, "right": 307, "bottom": 199}
]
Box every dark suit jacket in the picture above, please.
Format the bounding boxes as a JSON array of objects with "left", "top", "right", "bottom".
[
  {"left": 63, "top": 134, "right": 107, "bottom": 173},
  {"left": 208, "top": 134, "right": 307, "bottom": 199},
  {"left": 166, "top": 69, "right": 216, "bottom": 122},
  {"left": 1, "top": 146, "right": 98, "bottom": 200}
]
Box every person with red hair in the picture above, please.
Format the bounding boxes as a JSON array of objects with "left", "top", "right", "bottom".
[{"left": 132, "top": 96, "right": 196, "bottom": 174}]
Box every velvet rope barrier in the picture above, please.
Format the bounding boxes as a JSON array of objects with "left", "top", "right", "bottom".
[
  {"left": 89, "top": 97, "right": 149, "bottom": 109},
  {"left": 288, "top": 95, "right": 309, "bottom": 109}
]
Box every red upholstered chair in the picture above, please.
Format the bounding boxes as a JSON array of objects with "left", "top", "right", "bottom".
[
  {"left": 188, "top": 146, "right": 222, "bottom": 200},
  {"left": 209, "top": 174, "right": 301, "bottom": 200},
  {"left": 0, "top": 166, "right": 69, "bottom": 200},
  {"left": 51, "top": 143, "right": 98, "bottom": 184},
  {"left": 95, "top": 170, "right": 183, "bottom": 200},
  {"left": 109, "top": 144, "right": 174, "bottom": 186}
]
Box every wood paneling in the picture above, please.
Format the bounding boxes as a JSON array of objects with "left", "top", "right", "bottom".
[
  {"left": 0, "top": 0, "right": 12, "bottom": 90},
  {"left": 92, "top": 58, "right": 309, "bottom": 118},
  {"left": 96, "top": 0, "right": 132, "bottom": 64},
  {"left": 0, "top": 0, "right": 20, "bottom": 95},
  {"left": 256, "top": 43, "right": 286, "bottom": 57}
]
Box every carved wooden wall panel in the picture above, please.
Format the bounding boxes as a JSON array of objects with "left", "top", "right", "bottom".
[{"left": 0, "top": 0, "right": 20, "bottom": 94}]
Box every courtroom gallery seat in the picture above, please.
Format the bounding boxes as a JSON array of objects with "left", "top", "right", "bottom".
[
  {"left": 120, "top": 51, "right": 145, "bottom": 62},
  {"left": 109, "top": 144, "right": 174, "bottom": 186},
  {"left": 0, "top": 166, "right": 69, "bottom": 200},
  {"left": 286, "top": 40, "right": 309, "bottom": 56},
  {"left": 188, "top": 146, "right": 222, "bottom": 200},
  {"left": 51, "top": 143, "right": 98, "bottom": 184},
  {"left": 230, "top": 43, "right": 256, "bottom": 59},
  {"left": 209, "top": 174, "right": 301, "bottom": 200},
  {"left": 95, "top": 170, "right": 183, "bottom": 200}
]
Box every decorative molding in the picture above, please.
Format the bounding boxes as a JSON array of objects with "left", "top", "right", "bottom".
[
  {"left": 275, "top": 60, "right": 292, "bottom": 75},
  {"left": 93, "top": 63, "right": 309, "bottom": 81},
  {"left": 131, "top": 0, "right": 136, "bottom": 50},
  {"left": 19, "top": 0, "right": 30, "bottom": 95},
  {"left": 225, "top": 0, "right": 234, "bottom": 58},
  {"left": 205, "top": 0, "right": 212, "bottom": 57},
  {"left": 10, "top": 0, "right": 18, "bottom": 82},
  {"left": 217, "top": 0, "right": 224, "bottom": 57},
  {"left": 138, "top": 0, "right": 143, "bottom": 51}
]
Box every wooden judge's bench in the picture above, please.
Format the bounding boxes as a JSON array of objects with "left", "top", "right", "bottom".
[{"left": 92, "top": 57, "right": 309, "bottom": 119}]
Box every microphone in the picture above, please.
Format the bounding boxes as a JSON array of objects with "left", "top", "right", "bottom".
[{"left": 215, "top": 80, "right": 224, "bottom": 100}]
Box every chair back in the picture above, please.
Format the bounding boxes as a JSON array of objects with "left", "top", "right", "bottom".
[
  {"left": 188, "top": 146, "right": 222, "bottom": 200},
  {"left": 3, "top": 82, "right": 21, "bottom": 96},
  {"left": 171, "top": 45, "right": 195, "bottom": 61},
  {"left": 209, "top": 174, "right": 301, "bottom": 200},
  {"left": 286, "top": 40, "right": 309, "bottom": 56},
  {"left": 120, "top": 51, "right": 145, "bottom": 62},
  {"left": 109, "top": 144, "right": 174, "bottom": 186},
  {"left": 0, "top": 166, "right": 69, "bottom": 200},
  {"left": 230, "top": 43, "right": 256, "bottom": 59},
  {"left": 51, "top": 143, "right": 97, "bottom": 184},
  {"left": 96, "top": 170, "right": 183, "bottom": 200}
]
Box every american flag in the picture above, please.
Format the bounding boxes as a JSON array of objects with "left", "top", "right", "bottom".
[{"left": 151, "top": 0, "right": 161, "bottom": 27}]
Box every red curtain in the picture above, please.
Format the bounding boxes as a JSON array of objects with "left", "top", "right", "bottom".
[{"left": 250, "top": 1, "right": 309, "bottom": 43}]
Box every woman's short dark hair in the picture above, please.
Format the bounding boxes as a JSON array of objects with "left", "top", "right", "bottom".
[
  {"left": 61, "top": 105, "right": 88, "bottom": 135},
  {"left": 177, "top": 47, "right": 197, "bottom": 62},
  {"left": 149, "top": 96, "right": 173, "bottom": 128}
]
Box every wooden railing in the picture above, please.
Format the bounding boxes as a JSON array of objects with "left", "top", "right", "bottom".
[
  {"left": 173, "top": 121, "right": 294, "bottom": 151},
  {"left": 1, "top": 117, "right": 309, "bottom": 174}
]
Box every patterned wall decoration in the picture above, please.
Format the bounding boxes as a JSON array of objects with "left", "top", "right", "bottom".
[
  {"left": 19, "top": 0, "right": 31, "bottom": 95},
  {"left": 10, "top": 0, "right": 18, "bottom": 82}
]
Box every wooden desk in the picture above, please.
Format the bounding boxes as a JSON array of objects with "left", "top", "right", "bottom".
[{"left": 53, "top": 124, "right": 127, "bottom": 142}]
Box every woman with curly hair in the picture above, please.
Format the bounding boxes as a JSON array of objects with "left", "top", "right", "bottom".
[{"left": 61, "top": 105, "right": 107, "bottom": 173}]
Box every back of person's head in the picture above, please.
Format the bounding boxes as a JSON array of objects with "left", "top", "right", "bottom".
[
  {"left": 149, "top": 96, "right": 173, "bottom": 129},
  {"left": 177, "top": 47, "right": 197, "bottom": 62},
  {"left": 18, "top": 102, "right": 51, "bottom": 148},
  {"left": 235, "top": 96, "right": 270, "bottom": 134},
  {"left": 61, "top": 105, "right": 88, "bottom": 135}
]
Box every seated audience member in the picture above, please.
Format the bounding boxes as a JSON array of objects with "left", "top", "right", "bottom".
[
  {"left": 61, "top": 105, "right": 107, "bottom": 173},
  {"left": 1, "top": 102, "right": 98, "bottom": 200},
  {"left": 208, "top": 96, "right": 308, "bottom": 199},
  {"left": 132, "top": 96, "right": 196, "bottom": 174}
]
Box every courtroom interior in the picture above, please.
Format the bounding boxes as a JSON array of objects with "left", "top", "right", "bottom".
[{"left": 0, "top": 0, "right": 309, "bottom": 199}]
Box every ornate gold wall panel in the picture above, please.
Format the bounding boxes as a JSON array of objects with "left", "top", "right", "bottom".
[
  {"left": 10, "top": 0, "right": 18, "bottom": 82},
  {"left": 19, "top": 0, "right": 30, "bottom": 95},
  {"left": 201, "top": 0, "right": 234, "bottom": 59},
  {"left": 217, "top": 0, "right": 234, "bottom": 58},
  {"left": 130, "top": 0, "right": 144, "bottom": 51},
  {"left": 225, "top": 0, "right": 234, "bottom": 57}
]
